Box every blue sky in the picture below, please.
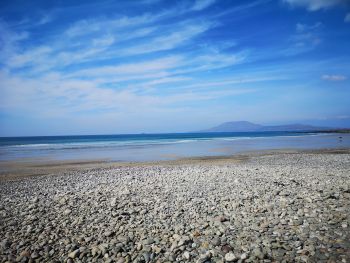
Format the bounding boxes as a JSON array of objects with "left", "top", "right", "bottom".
[{"left": 0, "top": 0, "right": 350, "bottom": 136}]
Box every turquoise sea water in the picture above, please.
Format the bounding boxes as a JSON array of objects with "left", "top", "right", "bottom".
[{"left": 0, "top": 132, "right": 349, "bottom": 162}]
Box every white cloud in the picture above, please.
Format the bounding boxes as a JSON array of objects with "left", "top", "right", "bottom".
[
  {"left": 63, "top": 6, "right": 184, "bottom": 39},
  {"left": 142, "top": 77, "right": 190, "bottom": 86},
  {"left": 38, "top": 14, "right": 54, "bottom": 25},
  {"left": 286, "top": 22, "right": 322, "bottom": 54},
  {"left": 92, "top": 35, "right": 115, "bottom": 47},
  {"left": 67, "top": 56, "right": 183, "bottom": 78},
  {"left": 0, "top": 22, "right": 29, "bottom": 60},
  {"left": 64, "top": 15, "right": 152, "bottom": 38},
  {"left": 7, "top": 46, "right": 52, "bottom": 68},
  {"left": 322, "top": 74, "right": 347, "bottom": 81},
  {"left": 296, "top": 22, "right": 322, "bottom": 32},
  {"left": 0, "top": 69, "right": 256, "bottom": 119},
  {"left": 283, "top": 0, "right": 345, "bottom": 11},
  {"left": 121, "top": 22, "right": 212, "bottom": 55},
  {"left": 175, "top": 76, "right": 285, "bottom": 91},
  {"left": 0, "top": 2, "right": 251, "bottom": 124},
  {"left": 345, "top": 13, "right": 350, "bottom": 22},
  {"left": 3, "top": 15, "right": 214, "bottom": 73},
  {"left": 192, "top": 0, "right": 216, "bottom": 11}
]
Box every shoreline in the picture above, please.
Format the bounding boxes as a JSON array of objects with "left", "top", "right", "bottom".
[
  {"left": 1, "top": 149, "right": 349, "bottom": 262},
  {"left": 1, "top": 147, "right": 350, "bottom": 182}
]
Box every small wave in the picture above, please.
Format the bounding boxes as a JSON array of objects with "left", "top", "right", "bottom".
[{"left": 0, "top": 133, "right": 324, "bottom": 150}]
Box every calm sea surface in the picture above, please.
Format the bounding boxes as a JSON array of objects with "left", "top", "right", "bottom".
[{"left": 0, "top": 132, "right": 349, "bottom": 162}]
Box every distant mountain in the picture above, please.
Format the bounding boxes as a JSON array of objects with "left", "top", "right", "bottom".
[{"left": 199, "top": 121, "right": 330, "bottom": 133}]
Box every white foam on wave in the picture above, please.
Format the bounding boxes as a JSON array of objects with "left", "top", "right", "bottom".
[{"left": 1, "top": 133, "right": 326, "bottom": 151}]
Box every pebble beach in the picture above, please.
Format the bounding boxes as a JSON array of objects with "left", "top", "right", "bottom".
[{"left": 0, "top": 151, "right": 349, "bottom": 262}]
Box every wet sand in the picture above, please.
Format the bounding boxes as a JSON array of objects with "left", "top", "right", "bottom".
[{"left": 1, "top": 148, "right": 349, "bottom": 182}]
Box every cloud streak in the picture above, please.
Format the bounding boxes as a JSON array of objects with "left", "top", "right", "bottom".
[
  {"left": 192, "top": 0, "right": 216, "bottom": 11},
  {"left": 120, "top": 22, "right": 213, "bottom": 56},
  {"left": 345, "top": 13, "right": 350, "bottom": 22},
  {"left": 1, "top": 0, "right": 349, "bottom": 135},
  {"left": 283, "top": 0, "right": 346, "bottom": 11},
  {"left": 322, "top": 74, "right": 347, "bottom": 81}
]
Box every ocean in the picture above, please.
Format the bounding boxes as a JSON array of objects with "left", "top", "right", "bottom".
[{"left": 0, "top": 132, "right": 348, "bottom": 162}]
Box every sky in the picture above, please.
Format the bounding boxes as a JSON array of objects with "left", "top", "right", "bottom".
[{"left": 0, "top": 0, "right": 350, "bottom": 136}]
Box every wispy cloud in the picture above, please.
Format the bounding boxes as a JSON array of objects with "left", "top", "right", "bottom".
[
  {"left": 37, "top": 13, "right": 54, "bottom": 25},
  {"left": 64, "top": 14, "right": 158, "bottom": 38},
  {"left": 0, "top": 69, "right": 259, "bottom": 118},
  {"left": 1, "top": 0, "right": 349, "bottom": 135},
  {"left": 67, "top": 56, "right": 183, "bottom": 78},
  {"left": 120, "top": 22, "right": 213, "bottom": 56},
  {"left": 322, "top": 74, "right": 347, "bottom": 81},
  {"left": 285, "top": 22, "right": 322, "bottom": 54},
  {"left": 282, "top": 0, "right": 345, "bottom": 11},
  {"left": 345, "top": 13, "right": 350, "bottom": 22},
  {"left": 0, "top": 21, "right": 29, "bottom": 59},
  {"left": 192, "top": 0, "right": 216, "bottom": 11}
]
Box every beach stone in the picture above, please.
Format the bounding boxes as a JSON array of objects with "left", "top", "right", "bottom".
[
  {"left": 64, "top": 209, "right": 72, "bottom": 215},
  {"left": 252, "top": 248, "right": 265, "bottom": 259},
  {"left": 31, "top": 252, "right": 39, "bottom": 259},
  {"left": 225, "top": 252, "right": 236, "bottom": 262},
  {"left": 183, "top": 251, "right": 190, "bottom": 260},
  {"left": 1, "top": 151, "right": 349, "bottom": 263},
  {"left": 1, "top": 240, "right": 11, "bottom": 249},
  {"left": 104, "top": 230, "right": 114, "bottom": 237},
  {"left": 143, "top": 238, "right": 154, "bottom": 245},
  {"left": 221, "top": 245, "right": 232, "bottom": 253},
  {"left": 197, "top": 251, "right": 212, "bottom": 263},
  {"left": 110, "top": 198, "right": 117, "bottom": 207},
  {"left": 68, "top": 249, "right": 80, "bottom": 258},
  {"left": 240, "top": 253, "right": 247, "bottom": 260},
  {"left": 142, "top": 252, "right": 150, "bottom": 262},
  {"left": 211, "top": 237, "right": 221, "bottom": 246}
]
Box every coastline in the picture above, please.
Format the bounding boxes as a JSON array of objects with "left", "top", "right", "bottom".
[{"left": 1, "top": 148, "right": 349, "bottom": 182}]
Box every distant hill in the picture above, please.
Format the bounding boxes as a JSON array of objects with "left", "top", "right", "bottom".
[{"left": 199, "top": 121, "right": 330, "bottom": 133}]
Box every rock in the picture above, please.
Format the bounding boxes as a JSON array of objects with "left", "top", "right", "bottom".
[
  {"left": 137, "top": 243, "right": 143, "bottom": 251},
  {"left": 173, "top": 234, "right": 181, "bottom": 240},
  {"left": 59, "top": 197, "right": 67, "bottom": 205},
  {"left": 152, "top": 245, "right": 162, "bottom": 254},
  {"left": 168, "top": 253, "right": 176, "bottom": 261},
  {"left": 20, "top": 250, "right": 30, "bottom": 258},
  {"left": 91, "top": 246, "right": 99, "bottom": 256},
  {"left": 221, "top": 245, "right": 232, "bottom": 253},
  {"left": 217, "top": 215, "right": 229, "bottom": 222},
  {"left": 240, "top": 253, "right": 247, "bottom": 260},
  {"left": 31, "top": 252, "right": 39, "bottom": 259},
  {"left": 142, "top": 252, "right": 150, "bottom": 262},
  {"left": 197, "top": 251, "right": 212, "bottom": 263},
  {"left": 1, "top": 152, "right": 349, "bottom": 263},
  {"left": 104, "top": 230, "right": 114, "bottom": 237},
  {"left": 110, "top": 198, "right": 117, "bottom": 207},
  {"left": 64, "top": 209, "right": 72, "bottom": 215},
  {"left": 143, "top": 238, "right": 154, "bottom": 245},
  {"left": 68, "top": 249, "right": 80, "bottom": 258},
  {"left": 252, "top": 248, "right": 265, "bottom": 259},
  {"left": 183, "top": 251, "right": 190, "bottom": 260},
  {"left": 0, "top": 240, "right": 11, "bottom": 249},
  {"left": 211, "top": 237, "right": 221, "bottom": 246},
  {"left": 225, "top": 252, "right": 236, "bottom": 262}
]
